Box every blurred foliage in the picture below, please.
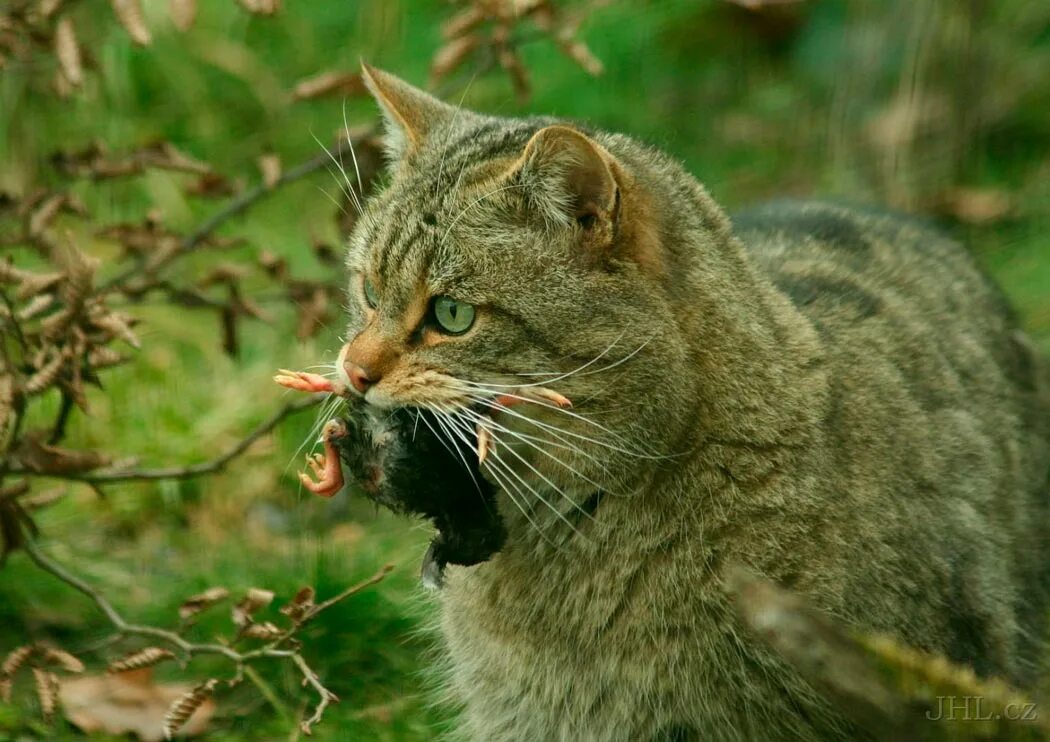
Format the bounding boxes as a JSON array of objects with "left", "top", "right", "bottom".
[{"left": 1, "top": 0, "right": 1048, "bottom": 739}]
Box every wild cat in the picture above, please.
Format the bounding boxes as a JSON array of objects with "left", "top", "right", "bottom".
[{"left": 278, "top": 65, "right": 1050, "bottom": 740}]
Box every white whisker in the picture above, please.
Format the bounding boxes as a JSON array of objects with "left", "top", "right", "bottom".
[
  {"left": 341, "top": 98, "right": 365, "bottom": 205},
  {"left": 440, "top": 183, "right": 526, "bottom": 246},
  {"left": 312, "top": 130, "right": 360, "bottom": 214}
]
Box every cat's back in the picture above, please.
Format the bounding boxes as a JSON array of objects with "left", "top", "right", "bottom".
[
  {"left": 731, "top": 199, "right": 1050, "bottom": 681},
  {"left": 732, "top": 199, "right": 1045, "bottom": 412}
]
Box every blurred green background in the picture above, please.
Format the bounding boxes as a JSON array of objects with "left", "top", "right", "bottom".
[{"left": 1, "top": 0, "right": 1048, "bottom": 739}]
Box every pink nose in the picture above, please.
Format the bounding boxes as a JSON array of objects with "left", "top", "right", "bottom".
[{"left": 345, "top": 362, "right": 377, "bottom": 394}]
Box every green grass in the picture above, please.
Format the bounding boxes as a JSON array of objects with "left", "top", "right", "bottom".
[{"left": 1, "top": 0, "right": 1049, "bottom": 738}]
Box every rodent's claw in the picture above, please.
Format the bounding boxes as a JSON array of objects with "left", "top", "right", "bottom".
[
  {"left": 476, "top": 422, "right": 493, "bottom": 464},
  {"left": 476, "top": 386, "right": 570, "bottom": 463},
  {"left": 297, "top": 419, "right": 347, "bottom": 498},
  {"left": 274, "top": 369, "right": 346, "bottom": 396}
]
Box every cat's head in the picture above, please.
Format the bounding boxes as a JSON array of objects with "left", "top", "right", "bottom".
[{"left": 337, "top": 65, "right": 702, "bottom": 506}]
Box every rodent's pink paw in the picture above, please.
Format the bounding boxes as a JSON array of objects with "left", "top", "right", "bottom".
[
  {"left": 297, "top": 419, "right": 347, "bottom": 497},
  {"left": 274, "top": 369, "right": 343, "bottom": 395}
]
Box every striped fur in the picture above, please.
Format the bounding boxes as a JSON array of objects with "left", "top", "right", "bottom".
[{"left": 343, "top": 67, "right": 1050, "bottom": 741}]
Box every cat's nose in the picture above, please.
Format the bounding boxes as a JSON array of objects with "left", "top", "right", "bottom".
[{"left": 345, "top": 362, "right": 378, "bottom": 394}]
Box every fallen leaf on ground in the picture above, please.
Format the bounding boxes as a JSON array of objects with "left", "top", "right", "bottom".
[{"left": 60, "top": 669, "right": 215, "bottom": 741}]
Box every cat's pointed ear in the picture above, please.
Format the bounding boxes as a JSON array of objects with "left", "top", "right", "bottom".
[
  {"left": 360, "top": 63, "right": 455, "bottom": 161},
  {"left": 511, "top": 125, "right": 620, "bottom": 248}
]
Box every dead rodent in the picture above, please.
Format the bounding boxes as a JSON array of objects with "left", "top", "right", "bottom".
[{"left": 314, "top": 398, "right": 505, "bottom": 589}]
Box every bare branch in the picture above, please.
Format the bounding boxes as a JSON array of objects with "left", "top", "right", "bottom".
[
  {"left": 9, "top": 393, "right": 324, "bottom": 483},
  {"left": 19, "top": 536, "right": 393, "bottom": 733}
]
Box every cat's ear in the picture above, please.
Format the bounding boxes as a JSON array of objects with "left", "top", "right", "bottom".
[
  {"left": 511, "top": 125, "right": 620, "bottom": 250},
  {"left": 360, "top": 63, "right": 455, "bottom": 161}
]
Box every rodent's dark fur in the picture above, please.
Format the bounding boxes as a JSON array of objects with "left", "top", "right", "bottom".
[{"left": 333, "top": 401, "right": 504, "bottom": 586}]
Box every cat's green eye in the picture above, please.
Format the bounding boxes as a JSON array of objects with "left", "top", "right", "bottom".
[
  {"left": 433, "top": 296, "right": 475, "bottom": 334},
  {"left": 363, "top": 277, "right": 379, "bottom": 308}
]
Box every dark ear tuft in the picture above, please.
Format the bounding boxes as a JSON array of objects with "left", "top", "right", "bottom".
[{"left": 360, "top": 63, "right": 456, "bottom": 162}]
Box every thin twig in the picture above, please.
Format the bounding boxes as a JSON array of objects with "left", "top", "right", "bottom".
[
  {"left": 9, "top": 394, "right": 324, "bottom": 483},
  {"left": 20, "top": 535, "right": 393, "bottom": 733},
  {"left": 302, "top": 563, "right": 395, "bottom": 624},
  {"left": 293, "top": 654, "right": 339, "bottom": 735}
]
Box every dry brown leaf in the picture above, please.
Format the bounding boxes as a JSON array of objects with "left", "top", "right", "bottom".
[
  {"left": 292, "top": 70, "right": 366, "bottom": 101},
  {"left": 61, "top": 670, "right": 215, "bottom": 742},
  {"left": 109, "top": 0, "right": 152, "bottom": 46},
  {"left": 557, "top": 38, "right": 603, "bottom": 76},
  {"left": 21, "top": 486, "right": 68, "bottom": 510},
  {"left": 162, "top": 679, "right": 217, "bottom": 740},
  {"left": 25, "top": 352, "right": 64, "bottom": 395},
  {"left": 256, "top": 249, "right": 287, "bottom": 279},
  {"left": 498, "top": 46, "right": 530, "bottom": 101},
  {"left": 257, "top": 153, "right": 281, "bottom": 189},
  {"left": 108, "top": 648, "right": 176, "bottom": 674},
  {"left": 51, "top": 237, "right": 99, "bottom": 321},
  {"left": 240, "top": 621, "right": 282, "bottom": 640},
  {"left": 53, "top": 16, "right": 83, "bottom": 87},
  {"left": 238, "top": 0, "right": 281, "bottom": 15},
  {"left": 38, "top": 0, "right": 66, "bottom": 19},
  {"left": 938, "top": 187, "right": 1013, "bottom": 225},
  {"left": 280, "top": 586, "right": 315, "bottom": 624},
  {"left": 13, "top": 433, "right": 111, "bottom": 474},
  {"left": 33, "top": 667, "right": 60, "bottom": 720},
  {"left": 90, "top": 310, "right": 141, "bottom": 348},
  {"left": 28, "top": 193, "right": 67, "bottom": 237},
  {"left": 442, "top": 4, "right": 485, "bottom": 39},
  {"left": 430, "top": 34, "right": 481, "bottom": 83},
  {"left": 0, "top": 375, "right": 13, "bottom": 440},
  {"left": 17, "top": 293, "right": 56, "bottom": 321},
  {"left": 15, "top": 269, "right": 64, "bottom": 300},
  {"left": 53, "top": 69, "right": 75, "bottom": 98},
  {"left": 2, "top": 644, "right": 34, "bottom": 677},
  {"left": 0, "top": 676, "right": 11, "bottom": 703},
  {"left": 40, "top": 646, "right": 85, "bottom": 674},
  {"left": 138, "top": 141, "right": 210, "bottom": 175},
  {"left": 183, "top": 172, "right": 235, "bottom": 198},
  {"left": 178, "top": 587, "right": 230, "bottom": 620},
  {"left": 232, "top": 588, "right": 274, "bottom": 627},
  {"left": 169, "top": 0, "right": 196, "bottom": 31},
  {"left": 198, "top": 262, "right": 249, "bottom": 287},
  {"left": 311, "top": 239, "right": 339, "bottom": 267},
  {"left": 87, "top": 346, "right": 130, "bottom": 370}
]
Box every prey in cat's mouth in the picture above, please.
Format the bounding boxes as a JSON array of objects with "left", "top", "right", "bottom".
[
  {"left": 274, "top": 367, "right": 572, "bottom": 587},
  {"left": 273, "top": 368, "right": 571, "bottom": 476}
]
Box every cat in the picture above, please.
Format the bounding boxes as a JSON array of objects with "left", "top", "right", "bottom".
[{"left": 329, "top": 64, "right": 1050, "bottom": 740}]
